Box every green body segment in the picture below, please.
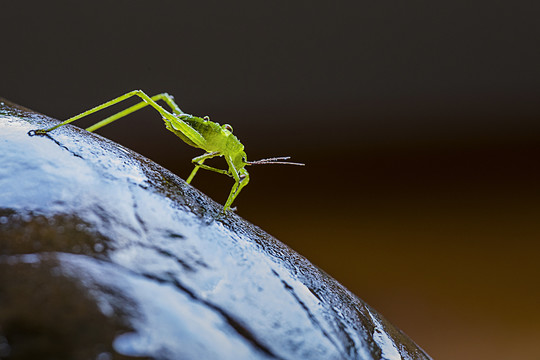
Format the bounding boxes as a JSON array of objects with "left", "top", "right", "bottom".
[{"left": 32, "top": 90, "right": 250, "bottom": 212}]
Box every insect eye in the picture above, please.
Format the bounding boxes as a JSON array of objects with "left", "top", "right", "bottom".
[{"left": 223, "top": 124, "right": 233, "bottom": 133}]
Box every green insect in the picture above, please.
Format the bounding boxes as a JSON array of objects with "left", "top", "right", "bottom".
[{"left": 30, "top": 90, "right": 304, "bottom": 212}]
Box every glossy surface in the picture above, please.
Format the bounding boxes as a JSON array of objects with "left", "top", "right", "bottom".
[{"left": 0, "top": 99, "right": 431, "bottom": 360}]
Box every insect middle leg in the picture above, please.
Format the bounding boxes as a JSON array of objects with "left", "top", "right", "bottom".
[{"left": 186, "top": 152, "right": 229, "bottom": 184}]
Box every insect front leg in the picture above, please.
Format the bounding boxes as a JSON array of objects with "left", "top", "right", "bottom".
[
  {"left": 223, "top": 157, "right": 250, "bottom": 211},
  {"left": 224, "top": 173, "right": 250, "bottom": 211}
]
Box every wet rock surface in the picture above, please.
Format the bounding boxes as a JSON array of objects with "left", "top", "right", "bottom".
[{"left": 0, "top": 98, "right": 431, "bottom": 360}]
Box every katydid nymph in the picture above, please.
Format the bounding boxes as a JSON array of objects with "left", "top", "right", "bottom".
[{"left": 29, "top": 90, "right": 304, "bottom": 212}]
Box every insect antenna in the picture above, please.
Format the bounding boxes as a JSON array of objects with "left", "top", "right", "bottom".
[{"left": 247, "top": 156, "right": 305, "bottom": 166}]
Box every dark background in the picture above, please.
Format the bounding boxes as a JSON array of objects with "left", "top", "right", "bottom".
[{"left": 2, "top": 1, "right": 540, "bottom": 358}]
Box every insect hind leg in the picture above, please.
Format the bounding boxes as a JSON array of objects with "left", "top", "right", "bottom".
[
  {"left": 86, "top": 93, "right": 183, "bottom": 132},
  {"left": 31, "top": 90, "right": 183, "bottom": 134}
]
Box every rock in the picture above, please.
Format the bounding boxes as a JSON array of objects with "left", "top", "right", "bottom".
[{"left": 0, "top": 98, "right": 431, "bottom": 360}]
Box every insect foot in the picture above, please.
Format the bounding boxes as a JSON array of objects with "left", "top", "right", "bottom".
[{"left": 27, "top": 129, "right": 48, "bottom": 136}]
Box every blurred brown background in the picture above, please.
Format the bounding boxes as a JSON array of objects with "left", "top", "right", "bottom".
[{"left": 1, "top": 1, "right": 539, "bottom": 358}]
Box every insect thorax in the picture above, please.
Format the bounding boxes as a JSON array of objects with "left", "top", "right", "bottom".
[{"left": 169, "top": 115, "right": 244, "bottom": 155}]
